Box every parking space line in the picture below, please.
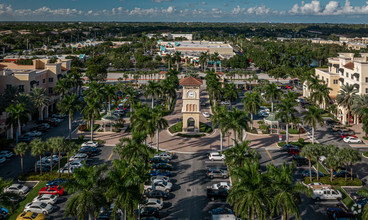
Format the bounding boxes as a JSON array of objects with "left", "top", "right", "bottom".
[
  {"left": 107, "top": 151, "right": 114, "bottom": 161},
  {"left": 265, "top": 149, "right": 274, "bottom": 162}
]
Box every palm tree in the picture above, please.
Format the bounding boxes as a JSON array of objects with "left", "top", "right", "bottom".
[
  {"left": 64, "top": 141, "right": 79, "bottom": 177},
  {"left": 174, "top": 51, "right": 181, "bottom": 71},
  {"left": 224, "top": 140, "right": 259, "bottom": 168},
  {"left": 46, "top": 137, "right": 64, "bottom": 176},
  {"left": 276, "top": 98, "right": 298, "bottom": 144},
  {"left": 348, "top": 148, "right": 361, "bottom": 181},
  {"left": 352, "top": 94, "right": 368, "bottom": 119},
  {"left": 242, "top": 92, "right": 261, "bottom": 129},
  {"left": 30, "top": 138, "right": 46, "bottom": 176},
  {"left": 144, "top": 81, "right": 160, "bottom": 108},
  {"left": 310, "top": 83, "right": 331, "bottom": 109},
  {"left": 302, "top": 105, "right": 324, "bottom": 144},
  {"left": 225, "top": 108, "right": 250, "bottom": 145},
  {"left": 130, "top": 104, "right": 152, "bottom": 145},
  {"left": 64, "top": 164, "right": 108, "bottom": 220},
  {"left": 14, "top": 142, "right": 29, "bottom": 176},
  {"left": 223, "top": 83, "right": 238, "bottom": 109},
  {"left": 106, "top": 159, "right": 145, "bottom": 219},
  {"left": 104, "top": 84, "right": 117, "bottom": 113},
  {"left": 57, "top": 94, "right": 82, "bottom": 141},
  {"left": 151, "top": 106, "right": 168, "bottom": 152},
  {"left": 164, "top": 54, "right": 173, "bottom": 70},
  {"left": 30, "top": 87, "right": 49, "bottom": 121},
  {"left": 82, "top": 96, "right": 101, "bottom": 141},
  {"left": 54, "top": 78, "right": 71, "bottom": 97},
  {"left": 211, "top": 106, "right": 230, "bottom": 152},
  {"left": 6, "top": 103, "right": 29, "bottom": 143},
  {"left": 211, "top": 52, "right": 220, "bottom": 72},
  {"left": 324, "top": 144, "right": 340, "bottom": 182},
  {"left": 336, "top": 84, "right": 358, "bottom": 125},
  {"left": 300, "top": 145, "right": 317, "bottom": 182},
  {"left": 264, "top": 83, "right": 282, "bottom": 112},
  {"left": 199, "top": 52, "right": 208, "bottom": 71},
  {"left": 84, "top": 81, "right": 105, "bottom": 103}
]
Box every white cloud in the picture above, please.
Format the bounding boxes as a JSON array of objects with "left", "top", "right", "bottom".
[
  {"left": 200, "top": 2, "right": 207, "bottom": 5},
  {"left": 247, "top": 5, "right": 270, "bottom": 15},
  {"left": 289, "top": 0, "right": 321, "bottom": 14},
  {"left": 289, "top": 0, "right": 368, "bottom": 15}
]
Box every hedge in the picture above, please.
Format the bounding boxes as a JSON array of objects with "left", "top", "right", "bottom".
[
  {"left": 247, "top": 127, "right": 258, "bottom": 134},
  {"left": 200, "top": 123, "right": 213, "bottom": 133},
  {"left": 303, "top": 176, "right": 362, "bottom": 186},
  {"left": 169, "top": 121, "right": 183, "bottom": 133},
  {"left": 177, "top": 133, "right": 206, "bottom": 138}
]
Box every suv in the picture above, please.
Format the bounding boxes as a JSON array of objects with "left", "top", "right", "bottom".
[
  {"left": 208, "top": 152, "right": 226, "bottom": 161},
  {"left": 312, "top": 187, "right": 342, "bottom": 201},
  {"left": 332, "top": 125, "right": 346, "bottom": 132},
  {"left": 207, "top": 168, "right": 228, "bottom": 179}
]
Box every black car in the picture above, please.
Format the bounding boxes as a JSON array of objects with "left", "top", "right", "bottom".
[
  {"left": 144, "top": 190, "right": 169, "bottom": 200},
  {"left": 137, "top": 207, "right": 159, "bottom": 218},
  {"left": 206, "top": 188, "right": 229, "bottom": 201},
  {"left": 18, "top": 136, "right": 32, "bottom": 143},
  {"left": 292, "top": 155, "right": 309, "bottom": 167},
  {"left": 79, "top": 147, "right": 101, "bottom": 156},
  {"left": 149, "top": 157, "right": 169, "bottom": 164},
  {"left": 151, "top": 163, "right": 173, "bottom": 171},
  {"left": 36, "top": 125, "right": 49, "bottom": 132}
]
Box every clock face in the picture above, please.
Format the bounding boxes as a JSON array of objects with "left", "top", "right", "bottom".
[{"left": 188, "top": 91, "right": 195, "bottom": 98}]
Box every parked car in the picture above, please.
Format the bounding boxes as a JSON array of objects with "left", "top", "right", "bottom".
[
  {"left": 0, "top": 157, "right": 6, "bottom": 164},
  {"left": 144, "top": 198, "right": 163, "bottom": 210},
  {"left": 144, "top": 190, "right": 169, "bottom": 200},
  {"left": 18, "top": 136, "right": 32, "bottom": 143},
  {"left": 288, "top": 148, "right": 300, "bottom": 156},
  {"left": 312, "top": 187, "right": 342, "bottom": 200},
  {"left": 151, "top": 163, "right": 173, "bottom": 170},
  {"left": 154, "top": 152, "right": 173, "bottom": 160},
  {"left": 25, "top": 131, "right": 42, "bottom": 137},
  {"left": 206, "top": 188, "right": 229, "bottom": 201},
  {"left": 69, "top": 153, "right": 89, "bottom": 161},
  {"left": 67, "top": 160, "right": 84, "bottom": 169},
  {"left": 0, "top": 205, "right": 8, "bottom": 217},
  {"left": 202, "top": 112, "right": 210, "bottom": 118},
  {"left": 210, "top": 207, "right": 236, "bottom": 220},
  {"left": 32, "top": 194, "right": 58, "bottom": 204},
  {"left": 144, "top": 180, "right": 173, "bottom": 193},
  {"left": 356, "top": 198, "right": 368, "bottom": 207},
  {"left": 207, "top": 182, "right": 231, "bottom": 190},
  {"left": 149, "top": 158, "right": 169, "bottom": 164},
  {"left": 292, "top": 155, "right": 309, "bottom": 166},
  {"left": 51, "top": 114, "right": 66, "bottom": 118},
  {"left": 79, "top": 146, "right": 101, "bottom": 156},
  {"left": 301, "top": 170, "right": 324, "bottom": 177},
  {"left": 326, "top": 207, "right": 355, "bottom": 219},
  {"left": 208, "top": 152, "right": 226, "bottom": 161},
  {"left": 24, "top": 202, "right": 53, "bottom": 214},
  {"left": 81, "top": 141, "right": 100, "bottom": 148},
  {"left": 136, "top": 207, "right": 159, "bottom": 218},
  {"left": 207, "top": 168, "right": 229, "bottom": 179},
  {"left": 0, "top": 151, "right": 14, "bottom": 159},
  {"left": 4, "top": 184, "right": 30, "bottom": 195},
  {"left": 343, "top": 136, "right": 363, "bottom": 144},
  {"left": 38, "top": 186, "right": 64, "bottom": 196},
  {"left": 58, "top": 166, "right": 75, "bottom": 174},
  {"left": 46, "top": 178, "right": 68, "bottom": 186},
  {"left": 150, "top": 175, "right": 170, "bottom": 183},
  {"left": 16, "top": 212, "right": 46, "bottom": 220},
  {"left": 281, "top": 144, "right": 298, "bottom": 151},
  {"left": 333, "top": 170, "right": 352, "bottom": 178},
  {"left": 150, "top": 169, "right": 170, "bottom": 177}
]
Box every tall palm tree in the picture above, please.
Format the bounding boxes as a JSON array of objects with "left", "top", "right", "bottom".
[
  {"left": 54, "top": 78, "right": 71, "bottom": 97},
  {"left": 106, "top": 159, "right": 145, "bottom": 219},
  {"left": 104, "top": 84, "right": 117, "bottom": 113},
  {"left": 223, "top": 83, "right": 239, "bottom": 109},
  {"left": 30, "top": 138, "right": 46, "bottom": 176},
  {"left": 64, "top": 141, "right": 79, "bottom": 177},
  {"left": 130, "top": 104, "right": 152, "bottom": 145},
  {"left": 151, "top": 106, "right": 168, "bottom": 152},
  {"left": 144, "top": 81, "right": 160, "bottom": 108},
  {"left": 324, "top": 144, "right": 340, "bottom": 182},
  {"left": 64, "top": 164, "right": 108, "bottom": 220},
  {"left": 211, "top": 106, "right": 230, "bottom": 152},
  {"left": 225, "top": 108, "right": 250, "bottom": 145},
  {"left": 224, "top": 140, "right": 259, "bottom": 168},
  {"left": 164, "top": 54, "right": 173, "bottom": 70},
  {"left": 310, "top": 83, "right": 331, "bottom": 109},
  {"left": 302, "top": 105, "right": 324, "bottom": 144},
  {"left": 352, "top": 94, "right": 368, "bottom": 119},
  {"left": 199, "top": 52, "right": 208, "bottom": 71},
  {"left": 30, "top": 87, "right": 50, "bottom": 120},
  {"left": 348, "top": 148, "right": 361, "bottom": 181},
  {"left": 336, "top": 84, "right": 358, "bottom": 125},
  {"left": 174, "top": 51, "right": 181, "bottom": 71},
  {"left": 300, "top": 145, "right": 317, "bottom": 182},
  {"left": 57, "top": 94, "right": 82, "bottom": 140},
  {"left": 46, "top": 137, "right": 64, "bottom": 176},
  {"left": 242, "top": 92, "right": 261, "bottom": 129},
  {"left": 82, "top": 96, "right": 101, "bottom": 141},
  {"left": 84, "top": 81, "right": 105, "bottom": 103},
  {"left": 14, "top": 142, "right": 29, "bottom": 176},
  {"left": 264, "top": 83, "right": 282, "bottom": 112},
  {"left": 276, "top": 98, "right": 298, "bottom": 144},
  {"left": 211, "top": 52, "right": 220, "bottom": 72},
  {"left": 6, "top": 103, "right": 29, "bottom": 143}
]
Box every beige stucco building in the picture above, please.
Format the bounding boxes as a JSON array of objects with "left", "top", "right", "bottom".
[{"left": 180, "top": 77, "right": 203, "bottom": 132}]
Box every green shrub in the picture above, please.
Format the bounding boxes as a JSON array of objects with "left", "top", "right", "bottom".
[
  {"left": 95, "top": 139, "right": 106, "bottom": 145},
  {"left": 98, "top": 129, "right": 103, "bottom": 132},
  {"left": 303, "top": 176, "right": 362, "bottom": 186},
  {"left": 363, "top": 152, "right": 368, "bottom": 157},
  {"left": 247, "top": 127, "right": 258, "bottom": 134},
  {"left": 169, "top": 121, "right": 183, "bottom": 133},
  {"left": 257, "top": 121, "right": 265, "bottom": 125},
  {"left": 78, "top": 135, "right": 84, "bottom": 141},
  {"left": 259, "top": 124, "right": 268, "bottom": 130},
  {"left": 298, "top": 138, "right": 305, "bottom": 144},
  {"left": 200, "top": 123, "right": 213, "bottom": 133},
  {"left": 288, "top": 129, "right": 299, "bottom": 134},
  {"left": 278, "top": 142, "right": 286, "bottom": 147},
  {"left": 177, "top": 133, "right": 205, "bottom": 138},
  {"left": 363, "top": 136, "right": 368, "bottom": 140},
  {"left": 280, "top": 131, "right": 286, "bottom": 134}
]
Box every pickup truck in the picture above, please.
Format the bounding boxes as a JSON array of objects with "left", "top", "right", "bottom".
[
  {"left": 312, "top": 187, "right": 342, "bottom": 201},
  {"left": 144, "top": 180, "right": 173, "bottom": 193}
]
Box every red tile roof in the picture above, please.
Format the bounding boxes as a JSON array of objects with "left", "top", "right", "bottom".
[
  {"left": 179, "top": 76, "right": 203, "bottom": 86},
  {"left": 344, "top": 62, "right": 354, "bottom": 70},
  {"left": 159, "top": 71, "right": 167, "bottom": 74}
]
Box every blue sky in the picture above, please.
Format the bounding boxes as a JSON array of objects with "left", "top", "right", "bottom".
[{"left": 1, "top": 0, "right": 368, "bottom": 23}]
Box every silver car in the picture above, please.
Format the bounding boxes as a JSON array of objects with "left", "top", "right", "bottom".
[
  {"left": 154, "top": 152, "right": 173, "bottom": 160},
  {"left": 32, "top": 194, "right": 58, "bottom": 204},
  {"left": 24, "top": 202, "right": 53, "bottom": 214},
  {"left": 4, "top": 184, "right": 30, "bottom": 194}
]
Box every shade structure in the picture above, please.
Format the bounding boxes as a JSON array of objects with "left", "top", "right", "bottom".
[
  {"left": 264, "top": 113, "right": 280, "bottom": 134},
  {"left": 101, "top": 113, "right": 119, "bottom": 132}
]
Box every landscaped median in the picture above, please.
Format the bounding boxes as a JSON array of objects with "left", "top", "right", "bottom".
[
  {"left": 168, "top": 121, "right": 213, "bottom": 138},
  {"left": 8, "top": 181, "right": 47, "bottom": 220}
]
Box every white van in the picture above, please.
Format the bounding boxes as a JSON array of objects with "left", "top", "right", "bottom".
[{"left": 312, "top": 187, "right": 342, "bottom": 200}]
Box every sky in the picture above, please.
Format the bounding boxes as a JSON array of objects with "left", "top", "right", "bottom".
[{"left": 1, "top": 0, "right": 368, "bottom": 23}]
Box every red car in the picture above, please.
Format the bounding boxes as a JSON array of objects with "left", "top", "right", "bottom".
[
  {"left": 288, "top": 148, "right": 300, "bottom": 156},
  {"left": 39, "top": 185, "right": 64, "bottom": 196},
  {"left": 339, "top": 133, "right": 357, "bottom": 139}
]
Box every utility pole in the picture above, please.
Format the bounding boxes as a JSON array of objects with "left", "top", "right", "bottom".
[{"left": 26, "top": 39, "right": 29, "bottom": 50}]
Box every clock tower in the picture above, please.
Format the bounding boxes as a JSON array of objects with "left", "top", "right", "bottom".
[{"left": 179, "top": 76, "right": 203, "bottom": 132}]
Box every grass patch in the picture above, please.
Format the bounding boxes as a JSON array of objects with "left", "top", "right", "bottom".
[
  {"left": 363, "top": 152, "right": 368, "bottom": 157},
  {"left": 177, "top": 133, "right": 206, "bottom": 138},
  {"left": 19, "top": 157, "right": 71, "bottom": 181},
  {"left": 335, "top": 186, "right": 355, "bottom": 209},
  {"left": 303, "top": 176, "right": 362, "bottom": 186},
  {"left": 169, "top": 121, "right": 183, "bottom": 133},
  {"left": 200, "top": 123, "right": 213, "bottom": 133},
  {"left": 85, "top": 124, "right": 100, "bottom": 132},
  {"left": 363, "top": 136, "right": 368, "bottom": 141},
  {"left": 8, "top": 181, "right": 47, "bottom": 220},
  {"left": 315, "top": 161, "right": 329, "bottom": 175}
]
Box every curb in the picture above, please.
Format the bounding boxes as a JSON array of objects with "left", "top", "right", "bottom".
[{"left": 362, "top": 152, "right": 368, "bottom": 159}]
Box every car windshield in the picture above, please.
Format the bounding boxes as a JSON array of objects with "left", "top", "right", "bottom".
[
  {"left": 40, "top": 203, "right": 47, "bottom": 208},
  {"left": 17, "top": 185, "right": 22, "bottom": 189}
]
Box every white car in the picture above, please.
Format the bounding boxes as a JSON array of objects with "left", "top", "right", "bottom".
[
  {"left": 32, "top": 194, "right": 58, "bottom": 204},
  {"left": 208, "top": 182, "right": 231, "bottom": 190},
  {"left": 0, "top": 151, "right": 14, "bottom": 159},
  {"left": 0, "top": 157, "right": 6, "bottom": 164},
  {"left": 312, "top": 187, "right": 342, "bottom": 200},
  {"left": 151, "top": 175, "right": 170, "bottom": 183},
  {"left": 154, "top": 152, "right": 173, "bottom": 160},
  {"left": 67, "top": 160, "right": 83, "bottom": 169},
  {"left": 81, "top": 141, "right": 100, "bottom": 148},
  {"left": 25, "top": 131, "right": 42, "bottom": 137},
  {"left": 144, "top": 198, "right": 163, "bottom": 210},
  {"left": 4, "top": 184, "right": 30, "bottom": 194},
  {"left": 69, "top": 153, "right": 88, "bottom": 161},
  {"left": 220, "top": 101, "right": 230, "bottom": 105},
  {"left": 343, "top": 136, "right": 363, "bottom": 144},
  {"left": 208, "top": 152, "right": 226, "bottom": 161},
  {"left": 202, "top": 112, "right": 210, "bottom": 118},
  {"left": 24, "top": 202, "right": 53, "bottom": 214},
  {"left": 41, "top": 155, "right": 59, "bottom": 163},
  {"left": 58, "top": 166, "right": 75, "bottom": 174}
]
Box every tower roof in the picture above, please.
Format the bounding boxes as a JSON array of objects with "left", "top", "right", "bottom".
[{"left": 179, "top": 76, "right": 203, "bottom": 86}]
